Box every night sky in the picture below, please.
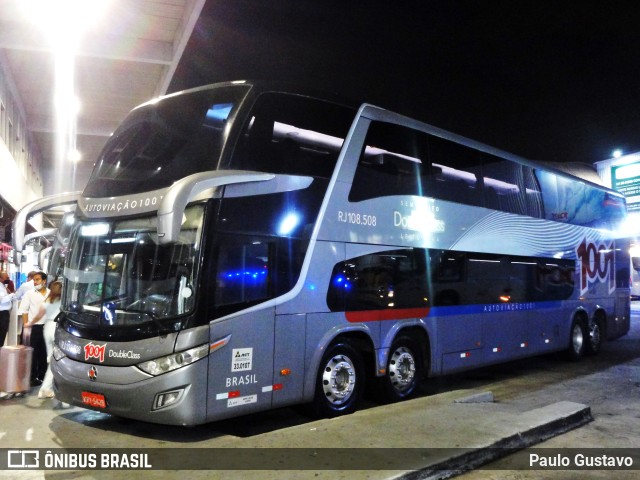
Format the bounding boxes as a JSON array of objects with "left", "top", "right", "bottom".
[{"left": 169, "top": 0, "right": 640, "bottom": 166}]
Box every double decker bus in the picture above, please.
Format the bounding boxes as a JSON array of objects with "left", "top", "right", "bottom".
[{"left": 50, "top": 81, "right": 630, "bottom": 425}]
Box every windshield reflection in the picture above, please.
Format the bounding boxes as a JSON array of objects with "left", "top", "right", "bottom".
[{"left": 62, "top": 205, "right": 204, "bottom": 326}]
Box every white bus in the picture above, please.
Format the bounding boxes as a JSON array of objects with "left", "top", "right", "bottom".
[
  {"left": 47, "top": 81, "right": 630, "bottom": 425},
  {"left": 631, "top": 245, "right": 640, "bottom": 300}
]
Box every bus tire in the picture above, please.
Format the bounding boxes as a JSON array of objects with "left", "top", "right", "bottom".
[
  {"left": 567, "top": 318, "right": 587, "bottom": 361},
  {"left": 312, "top": 342, "right": 364, "bottom": 418},
  {"left": 586, "top": 317, "right": 604, "bottom": 356},
  {"left": 378, "top": 336, "right": 422, "bottom": 403}
]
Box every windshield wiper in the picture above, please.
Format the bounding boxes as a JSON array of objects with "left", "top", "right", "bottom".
[
  {"left": 65, "top": 309, "right": 101, "bottom": 324},
  {"left": 119, "top": 307, "right": 158, "bottom": 320}
]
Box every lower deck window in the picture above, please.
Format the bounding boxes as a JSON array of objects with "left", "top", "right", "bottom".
[{"left": 327, "top": 248, "right": 575, "bottom": 312}]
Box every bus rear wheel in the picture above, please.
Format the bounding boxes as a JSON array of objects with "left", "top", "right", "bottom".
[
  {"left": 586, "top": 318, "right": 604, "bottom": 355},
  {"left": 567, "top": 318, "right": 587, "bottom": 361},
  {"left": 378, "top": 336, "right": 422, "bottom": 403},
  {"left": 312, "top": 342, "right": 364, "bottom": 418}
]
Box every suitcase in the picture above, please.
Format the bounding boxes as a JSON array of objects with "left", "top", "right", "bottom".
[{"left": 0, "top": 326, "right": 33, "bottom": 395}]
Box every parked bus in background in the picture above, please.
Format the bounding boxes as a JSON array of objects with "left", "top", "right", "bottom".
[
  {"left": 631, "top": 245, "right": 640, "bottom": 300},
  {"left": 13, "top": 193, "right": 79, "bottom": 281},
  {"left": 46, "top": 81, "right": 630, "bottom": 425}
]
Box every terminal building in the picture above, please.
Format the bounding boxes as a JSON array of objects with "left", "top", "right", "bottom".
[{"left": 595, "top": 152, "right": 640, "bottom": 219}]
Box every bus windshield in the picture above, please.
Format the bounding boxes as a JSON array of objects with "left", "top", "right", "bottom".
[{"left": 62, "top": 205, "right": 205, "bottom": 326}]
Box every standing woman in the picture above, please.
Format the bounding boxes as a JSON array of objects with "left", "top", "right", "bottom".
[
  {"left": 33, "top": 281, "right": 62, "bottom": 399},
  {"left": 0, "top": 272, "right": 13, "bottom": 347}
]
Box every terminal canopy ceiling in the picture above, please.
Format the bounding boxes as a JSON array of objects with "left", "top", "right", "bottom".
[{"left": 0, "top": 0, "right": 206, "bottom": 198}]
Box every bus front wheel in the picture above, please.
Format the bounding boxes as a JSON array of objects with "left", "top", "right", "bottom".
[
  {"left": 378, "top": 336, "right": 422, "bottom": 403},
  {"left": 312, "top": 342, "right": 364, "bottom": 418}
]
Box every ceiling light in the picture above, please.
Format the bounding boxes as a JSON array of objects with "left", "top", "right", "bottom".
[
  {"left": 67, "top": 149, "right": 82, "bottom": 163},
  {"left": 22, "top": 0, "right": 111, "bottom": 46}
]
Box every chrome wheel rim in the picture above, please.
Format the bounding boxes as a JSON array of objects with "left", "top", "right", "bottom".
[
  {"left": 572, "top": 323, "right": 584, "bottom": 354},
  {"left": 590, "top": 323, "right": 601, "bottom": 350},
  {"left": 388, "top": 346, "right": 416, "bottom": 392},
  {"left": 321, "top": 354, "right": 356, "bottom": 405}
]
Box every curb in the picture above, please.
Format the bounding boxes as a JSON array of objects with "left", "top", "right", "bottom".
[{"left": 397, "top": 401, "right": 593, "bottom": 480}]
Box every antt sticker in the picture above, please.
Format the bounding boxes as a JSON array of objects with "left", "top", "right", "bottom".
[{"left": 231, "top": 348, "right": 253, "bottom": 372}]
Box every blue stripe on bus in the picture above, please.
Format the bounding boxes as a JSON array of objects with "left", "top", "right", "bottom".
[{"left": 429, "top": 301, "right": 563, "bottom": 317}]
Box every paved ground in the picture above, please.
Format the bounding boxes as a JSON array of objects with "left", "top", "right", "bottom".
[
  {"left": 0, "top": 304, "right": 639, "bottom": 479},
  {"left": 456, "top": 303, "right": 640, "bottom": 480}
]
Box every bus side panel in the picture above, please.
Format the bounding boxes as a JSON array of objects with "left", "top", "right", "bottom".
[
  {"left": 482, "top": 309, "right": 530, "bottom": 360},
  {"left": 272, "top": 313, "right": 306, "bottom": 407},
  {"left": 430, "top": 308, "right": 482, "bottom": 374},
  {"left": 610, "top": 290, "right": 631, "bottom": 339},
  {"left": 527, "top": 302, "right": 567, "bottom": 354},
  {"left": 206, "top": 309, "right": 275, "bottom": 421}
]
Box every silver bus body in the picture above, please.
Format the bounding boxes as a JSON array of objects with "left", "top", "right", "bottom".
[{"left": 48, "top": 82, "right": 630, "bottom": 425}]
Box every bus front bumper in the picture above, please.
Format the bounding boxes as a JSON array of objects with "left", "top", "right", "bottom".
[{"left": 51, "top": 355, "right": 209, "bottom": 426}]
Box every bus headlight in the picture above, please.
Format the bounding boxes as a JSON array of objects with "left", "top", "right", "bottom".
[{"left": 137, "top": 343, "right": 209, "bottom": 376}]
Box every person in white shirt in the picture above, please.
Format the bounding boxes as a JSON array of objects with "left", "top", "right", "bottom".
[{"left": 19, "top": 271, "right": 50, "bottom": 386}]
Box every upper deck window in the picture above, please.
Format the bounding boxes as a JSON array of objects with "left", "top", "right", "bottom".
[
  {"left": 349, "top": 121, "right": 484, "bottom": 206},
  {"left": 229, "top": 92, "right": 355, "bottom": 179},
  {"left": 349, "top": 120, "right": 625, "bottom": 229},
  {"left": 84, "top": 85, "right": 250, "bottom": 198}
]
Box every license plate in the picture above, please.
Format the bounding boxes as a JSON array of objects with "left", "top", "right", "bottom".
[{"left": 81, "top": 391, "right": 106, "bottom": 409}]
